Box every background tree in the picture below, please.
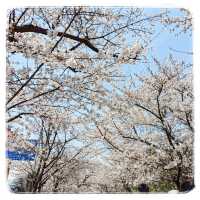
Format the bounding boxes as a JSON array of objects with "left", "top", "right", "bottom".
[{"left": 88, "top": 56, "right": 193, "bottom": 191}]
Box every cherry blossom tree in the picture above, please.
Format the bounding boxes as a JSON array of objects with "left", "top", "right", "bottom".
[
  {"left": 6, "top": 7, "right": 193, "bottom": 193},
  {"left": 7, "top": 7, "right": 162, "bottom": 124},
  {"left": 89, "top": 56, "right": 193, "bottom": 191}
]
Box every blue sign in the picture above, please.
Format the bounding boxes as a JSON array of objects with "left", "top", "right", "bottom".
[{"left": 6, "top": 150, "right": 35, "bottom": 161}]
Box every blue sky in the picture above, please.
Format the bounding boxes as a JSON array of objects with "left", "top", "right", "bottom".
[{"left": 123, "top": 8, "right": 192, "bottom": 76}]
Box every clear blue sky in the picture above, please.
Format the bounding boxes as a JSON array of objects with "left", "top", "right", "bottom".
[{"left": 123, "top": 8, "right": 192, "bottom": 76}]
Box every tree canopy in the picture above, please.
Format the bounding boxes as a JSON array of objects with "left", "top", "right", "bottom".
[{"left": 6, "top": 7, "right": 193, "bottom": 193}]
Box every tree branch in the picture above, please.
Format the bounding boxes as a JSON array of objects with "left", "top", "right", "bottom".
[
  {"left": 7, "top": 86, "right": 60, "bottom": 111},
  {"left": 6, "top": 63, "right": 44, "bottom": 105},
  {"left": 96, "top": 125, "right": 123, "bottom": 153},
  {"left": 10, "top": 24, "right": 99, "bottom": 53},
  {"left": 7, "top": 112, "right": 34, "bottom": 122}
]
